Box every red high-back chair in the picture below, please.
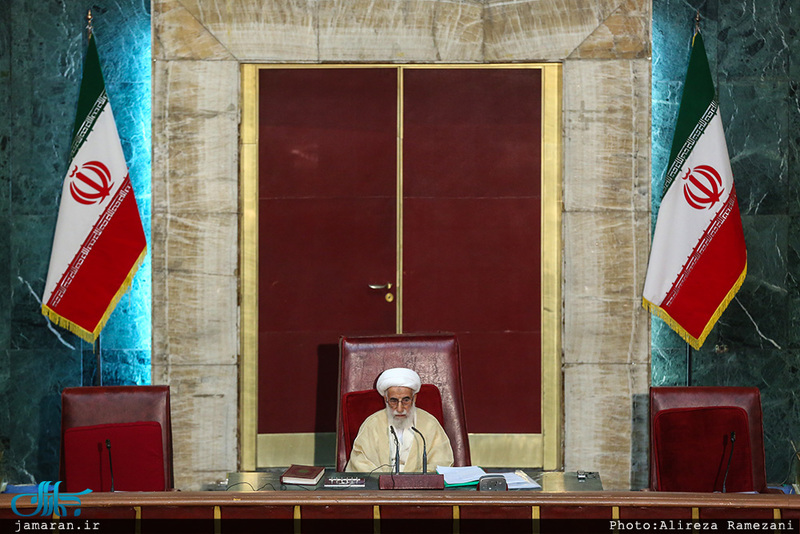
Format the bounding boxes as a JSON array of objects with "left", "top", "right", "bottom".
[
  {"left": 60, "top": 385, "right": 174, "bottom": 492},
  {"left": 336, "top": 334, "right": 471, "bottom": 471},
  {"left": 649, "top": 386, "right": 770, "bottom": 493}
]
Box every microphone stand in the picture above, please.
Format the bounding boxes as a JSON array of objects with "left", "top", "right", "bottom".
[
  {"left": 377, "top": 422, "right": 444, "bottom": 490},
  {"left": 106, "top": 439, "right": 115, "bottom": 492},
  {"left": 722, "top": 431, "right": 736, "bottom": 493},
  {"left": 411, "top": 426, "right": 428, "bottom": 474},
  {"left": 389, "top": 426, "right": 400, "bottom": 474}
]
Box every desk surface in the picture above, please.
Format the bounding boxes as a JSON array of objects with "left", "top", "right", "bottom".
[
  {"left": 3, "top": 485, "right": 799, "bottom": 531},
  {"left": 226, "top": 468, "right": 602, "bottom": 492}
]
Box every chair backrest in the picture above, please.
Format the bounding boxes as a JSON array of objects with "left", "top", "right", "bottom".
[
  {"left": 649, "top": 386, "right": 768, "bottom": 493},
  {"left": 60, "top": 385, "right": 174, "bottom": 491},
  {"left": 336, "top": 333, "right": 471, "bottom": 471}
]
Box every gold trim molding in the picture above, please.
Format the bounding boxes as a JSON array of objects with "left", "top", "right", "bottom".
[{"left": 240, "top": 64, "right": 259, "bottom": 471}]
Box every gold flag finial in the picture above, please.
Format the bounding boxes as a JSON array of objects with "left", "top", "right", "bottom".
[{"left": 86, "top": 9, "right": 93, "bottom": 37}]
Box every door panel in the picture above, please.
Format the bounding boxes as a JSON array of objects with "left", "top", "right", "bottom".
[
  {"left": 456, "top": 332, "right": 542, "bottom": 433},
  {"left": 402, "top": 198, "right": 541, "bottom": 331},
  {"left": 259, "top": 68, "right": 398, "bottom": 198},
  {"left": 402, "top": 68, "right": 542, "bottom": 434},
  {"left": 258, "top": 68, "right": 398, "bottom": 433},
  {"left": 259, "top": 198, "right": 396, "bottom": 333},
  {"left": 402, "top": 69, "right": 541, "bottom": 198}
]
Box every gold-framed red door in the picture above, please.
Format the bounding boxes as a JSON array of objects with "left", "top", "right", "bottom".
[{"left": 240, "top": 64, "right": 562, "bottom": 470}]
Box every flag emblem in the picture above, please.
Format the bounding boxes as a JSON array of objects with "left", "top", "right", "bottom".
[
  {"left": 682, "top": 165, "right": 723, "bottom": 210},
  {"left": 69, "top": 160, "right": 114, "bottom": 205}
]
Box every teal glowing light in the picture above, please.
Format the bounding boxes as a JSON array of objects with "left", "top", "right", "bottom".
[{"left": 90, "top": 5, "right": 152, "bottom": 385}]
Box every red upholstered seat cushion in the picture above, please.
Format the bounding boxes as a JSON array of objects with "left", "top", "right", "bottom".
[
  {"left": 64, "top": 421, "right": 165, "bottom": 492},
  {"left": 652, "top": 406, "right": 753, "bottom": 492},
  {"left": 342, "top": 384, "right": 444, "bottom": 461}
]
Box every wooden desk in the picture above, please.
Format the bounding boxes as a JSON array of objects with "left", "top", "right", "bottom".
[
  {"left": 2, "top": 484, "right": 799, "bottom": 533},
  {"left": 226, "top": 468, "right": 603, "bottom": 492}
]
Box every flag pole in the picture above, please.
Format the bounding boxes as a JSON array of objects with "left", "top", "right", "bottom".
[
  {"left": 665, "top": 13, "right": 697, "bottom": 386},
  {"left": 694, "top": 10, "right": 700, "bottom": 38},
  {"left": 95, "top": 336, "right": 103, "bottom": 386},
  {"left": 85, "top": 8, "right": 103, "bottom": 387},
  {"left": 686, "top": 343, "right": 692, "bottom": 386},
  {"left": 684, "top": 11, "right": 700, "bottom": 388}
]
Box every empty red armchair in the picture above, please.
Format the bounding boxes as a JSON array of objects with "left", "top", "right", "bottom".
[
  {"left": 649, "top": 386, "right": 771, "bottom": 493},
  {"left": 60, "top": 385, "right": 174, "bottom": 492},
  {"left": 336, "top": 333, "right": 471, "bottom": 471}
]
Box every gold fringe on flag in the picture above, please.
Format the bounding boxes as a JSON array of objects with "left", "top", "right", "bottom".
[
  {"left": 643, "top": 262, "right": 747, "bottom": 350},
  {"left": 41, "top": 245, "right": 148, "bottom": 344}
]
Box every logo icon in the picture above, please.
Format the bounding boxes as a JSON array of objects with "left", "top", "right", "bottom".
[
  {"left": 10, "top": 481, "right": 92, "bottom": 517},
  {"left": 69, "top": 160, "right": 114, "bottom": 205},
  {"left": 682, "top": 165, "right": 724, "bottom": 210}
]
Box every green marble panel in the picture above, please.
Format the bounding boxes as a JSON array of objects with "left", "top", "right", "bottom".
[
  {"left": 5, "top": 349, "right": 82, "bottom": 483},
  {"left": 654, "top": 0, "right": 800, "bottom": 484},
  {"left": 1, "top": 0, "right": 151, "bottom": 484},
  {"left": 790, "top": 83, "right": 800, "bottom": 216},
  {"left": 101, "top": 349, "right": 152, "bottom": 385},
  {"left": 721, "top": 81, "right": 789, "bottom": 216},
  {"left": 716, "top": 1, "right": 791, "bottom": 83},
  {"left": 10, "top": 214, "right": 68, "bottom": 351},
  {"left": 0, "top": 216, "right": 9, "bottom": 352},
  {"left": 0, "top": 1, "right": 9, "bottom": 214}
]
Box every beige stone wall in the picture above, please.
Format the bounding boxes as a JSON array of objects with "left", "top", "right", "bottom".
[{"left": 152, "top": 0, "right": 652, "bottom": 490}]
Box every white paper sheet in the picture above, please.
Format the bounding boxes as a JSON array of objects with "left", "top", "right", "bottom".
[{"left": 436, "top": 465, "right": 486, "bottom": 485}]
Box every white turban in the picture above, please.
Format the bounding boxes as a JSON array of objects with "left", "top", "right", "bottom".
[{"left": 375, "top": 368, "right": 421, "bottom": 396}]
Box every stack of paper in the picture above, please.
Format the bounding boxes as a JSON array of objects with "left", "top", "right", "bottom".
[
  {"left": 435, "top": 466, "right": 541, "bottom": 490},
  {"left": 436, "top": 466, "right": 486, "bottom": 486},
  {"left": 501, "top": 470, "right": 541, "bottom": 489}
]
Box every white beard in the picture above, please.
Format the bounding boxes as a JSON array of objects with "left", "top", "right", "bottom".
[{"left": 386, "top": 403, "right": 416, "bottom": 432}]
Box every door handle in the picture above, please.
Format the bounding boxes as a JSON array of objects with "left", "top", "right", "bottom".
[
  {"left": 369, "top": 283, "right": 394, "bottom": 302},
  {"left": 368, "top": 283, "right": 393, "bottom": 290}
]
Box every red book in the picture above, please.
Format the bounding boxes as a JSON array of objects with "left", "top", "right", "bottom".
[{"left": 280, "top": 465, "right": 325, "bottom": 485}]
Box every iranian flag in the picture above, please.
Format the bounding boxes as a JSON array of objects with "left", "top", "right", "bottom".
[
  {"left": 642, "top": 32, "right": 746, "bottom": 349},
  {"left": 42, "top": 33, "right": 147, "bottom": 343}
]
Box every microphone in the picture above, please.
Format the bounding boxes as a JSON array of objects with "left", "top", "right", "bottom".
[
  {"left": 106, "top": 439, "right": 115, "bottom": 492},
  {"left": 721, "top": 431, "right": 736, "bottom": 493},
  {"left": 411, "top": 426, "right": 428, "bottom": 474},
  {"left": 389, "top": 426, "right": 400, "bottom": 474}
]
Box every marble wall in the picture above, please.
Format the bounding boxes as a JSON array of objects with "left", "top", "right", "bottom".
[
  {"left": 19, "top": 0, "right": 800, "bottom": 492},
  {"left": 152, "top": 0, "right": 651, "bottom": 490},
  {"left": 652, "top": 0, "right": 800, "bottom": 484},
  {"left": 3, "top": 0, "right": 795, "bottom": 492},
  {"left": 0, "top": 0, "right": 151, "bottom": 484}
]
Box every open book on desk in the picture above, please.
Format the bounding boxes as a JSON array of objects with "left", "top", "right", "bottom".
[{"left": 435, "top": 466, "right": 541, "bottom": 489}]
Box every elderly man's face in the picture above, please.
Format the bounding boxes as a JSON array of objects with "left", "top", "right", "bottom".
[{"left": 385, "top": 386, "right": 416, "bottom": 421}]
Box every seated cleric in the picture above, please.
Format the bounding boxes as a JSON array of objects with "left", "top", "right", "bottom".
[{"left": 345, "top": 367, "right": 454, "bottom": 473}]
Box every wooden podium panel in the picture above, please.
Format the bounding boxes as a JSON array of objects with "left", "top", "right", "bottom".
[{"left": 3, "top": 490, "right": 799, "bottom": 532}]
